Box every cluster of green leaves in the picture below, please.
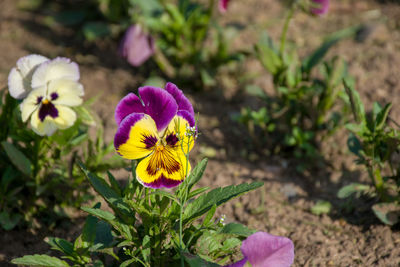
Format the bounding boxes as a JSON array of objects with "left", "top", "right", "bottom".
[
  {"left": 12, "top": 159, "right": 263, "bottom": 266},
  {"left": 338, "top": 79, "right": 400, "bottom": 225},
  {"left": 237, "top": 21, "right": 361, "bottom": 163},
  {"left": 0, "top": 91, "right": 125, "bottom": 230}
]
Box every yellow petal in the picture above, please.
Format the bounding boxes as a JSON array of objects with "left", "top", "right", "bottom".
[
  {"left": 115, "top": 114, "right": 159, "bottom": 160},
  {"left": 136, "top": 146, "right": 190, "bottom": 188}
]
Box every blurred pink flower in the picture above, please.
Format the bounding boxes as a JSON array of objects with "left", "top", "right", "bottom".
[
  {"left": 311, "top": 0, "right": 330, "bottom": 16},
  {"left": 226, "top": 232, "right": 294, "bottom": 267},
  {"left": 119, "top": 25, "right": 155, "bottom": 67},
  {"left": 219, "top": 0, "right": 230, "bottom": 13}
]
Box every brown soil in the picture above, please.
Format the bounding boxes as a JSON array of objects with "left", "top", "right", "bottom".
[{"left": 1, "top": 0, "right": 400, "bottom": 266}]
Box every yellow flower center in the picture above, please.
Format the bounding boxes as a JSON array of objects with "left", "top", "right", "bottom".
[
  {"left": 42, "top": 99, "right": 50, "bottom": 105},
  {"left": 156, "top": 145, "right": 165, "bottom": 152}
]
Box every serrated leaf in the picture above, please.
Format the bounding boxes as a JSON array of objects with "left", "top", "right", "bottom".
[
  {"left": 1, "top": 141, "right": 32, "bottom": 176},
  {"left": 184, "top": 182, "right": 263, "bottom": 222},
  {"left": 11, "top": 255, "right": 70, "bottom": 267},
  {"left": 219, "top": 223, "right": 256, "bottom": 237},
  {"left": 337, "top": 183, "right": 370, "bottom": 199}
]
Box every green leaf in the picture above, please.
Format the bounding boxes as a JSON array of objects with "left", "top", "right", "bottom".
[
  {"left": 337, "top": 183, "right": 370, "bottom": 199},
  {"left": 0, "top": 211, "right": 21, "bottom": 230},
  {"left": 11, "top": 255, "right": 70, "bottom": 267},
  {"left": 184, "top": 182, "right": 263, "bottom": 222},
  {"left": 107, "top": 171, "right": 122, "bottom": 197},
  {"left": 78, "top": 161, "right": 132, "bottom": 216},
  {"left": 83, "top": 22, "right": 110, "bottom": 41},
  {"left": 188, "top": 187, "right": 210, "bottom": 200},
  {"left": 302, "top": 25, "right": 361, "bottom": 73},
  {"left": 81, "top": 207, "right": 116, "bottom": 222},
  {"left": 183, "top": 253, "right": 220, "bottom": 267},
  {"left": 245, "top": 85, "right": 267, "bottom": 100},
  {"left": 46, "top": 237, "right": 74, "bottom": 256},
  {"left": 347, "top": 134, "right": 362, "bottom": 157},
  {"left": 150, "top": 190, "right": 179, "bottom": 204},
  {"left": 202, "top": 204, "right": 216, "bottom": 227},
  {"left": 128, "top": 0, "right": 162, "bottom": 15},
  {"left": 375, "top": 103, "right": 392, "bottom": 130},
  {"left": 1, "top": 141, "right": 32, "bottom": 176},
  {"left": 78, "top": 203, "right": 101, "bottom": 249},
  {"left": 255, "top": 43, "right": 281, "bottom": 74},
  {"left": 310, "top": 200, "right": 332, "bottom": 216},
  {"left": 343, "top": 77, "right": 365, "bottom": 123},
  {"left": 219, "top": 223, "right": 256, "bottom": 237},
  {"left": 372, "top": 203, "right": 400, "bottom": 226},
  {"left": 53, "top": 10, "right": 86, "bottom": 26},
  {"left": 187, "top": 158, "right": 208, "bottom": 191}
]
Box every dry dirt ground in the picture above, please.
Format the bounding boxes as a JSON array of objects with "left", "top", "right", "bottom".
[{"left": 1, "top": 0, "right": 400, "bottom": 266}]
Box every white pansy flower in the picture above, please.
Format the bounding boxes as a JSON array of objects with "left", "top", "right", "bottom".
[
  {"left": 20, "top": 57, "right": 84, "bottom": 136},
  {"left": 7, "top": 54, "right": 49, "bottom": 99}
]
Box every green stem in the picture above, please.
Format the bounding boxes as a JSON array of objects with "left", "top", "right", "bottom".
[{"left": 279, "top": 3, "right": 296, "bottom": 56}]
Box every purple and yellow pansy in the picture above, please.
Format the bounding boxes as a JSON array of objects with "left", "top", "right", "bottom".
[{"left": 114, "top": 83, "right": 196, "bottom": 189}]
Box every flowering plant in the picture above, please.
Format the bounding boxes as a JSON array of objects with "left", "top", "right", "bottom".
[
  {"left": 9, "top": 83, "right": 287, "bottom": 267},
  {"left": 0, "top": 55, "right": 124, "bottom": 230}
]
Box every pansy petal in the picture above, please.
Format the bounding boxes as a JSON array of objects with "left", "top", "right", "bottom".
[
  {"left": 241, "top": 232, "right": 294, "bottom": 267},
  {"left": 8, "top": 54, "right": 49, "bottom": 99},
  {"left": 115, "top": 113, "right": 158, "bottom": 160},
  {"left": 120, "top": 25, "right": 155, "bottom": 67},
  {"left": 139, "top": 86, "right": 178, "bottom": 132},
  {"left": 30, "top": 109, "right": 58, "bottom": 136},
  {"left": 219, "top": 0, "right": 230, "bottom": 13},
  {"left": 115, "top": 93, "right": 145, "bottom": 125},
  {"left": 20, "top": 87, "right": 47, "bottom": 122},
  {"left": 53, "top": 106, "right": 77, "bottom": 129},
  {"left": 136, "top": 148, "right": 190, "bottom": 189},
  {"left": 311, "top": 0, "right": 330, "bottom": 15},
  {"left": 165, "top": 82, "right": 194, "bottom": 117},
  {"left": 48, "top": 79, "right": 84, "bottom": 107},
  {"left": 31, "top": 57, "right": 80, "bottom": 88},
  {"left": 165, "top": 113, "right": 195, "bottom": 152}
]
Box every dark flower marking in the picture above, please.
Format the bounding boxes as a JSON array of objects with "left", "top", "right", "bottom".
[
  {"left": 146, "top": 148, "right": 180, "bottom": 176},
  {"left": 166, "top": 133, "right": 178, "bottom": 147},
  {"left": 142, "top": 135, "right": 158, "bottom": 149},
  {"left": 38, "top": 101, "right": 58, "bottom": 121},
  {"left": 50, "top": 92, "right": 58, "bottom": 101},
  {"left": 36, "top": 96, "right": 43, "bottom": 105}
]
